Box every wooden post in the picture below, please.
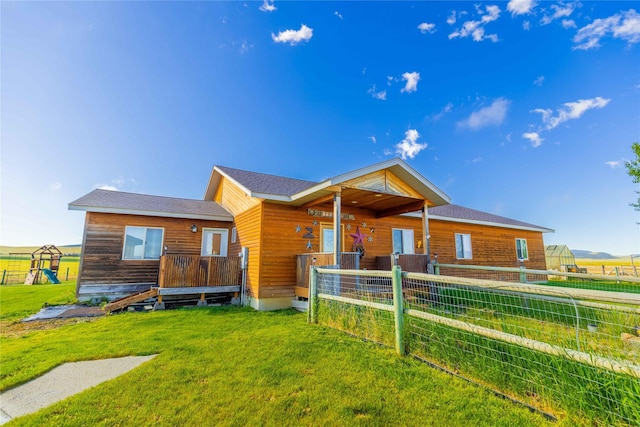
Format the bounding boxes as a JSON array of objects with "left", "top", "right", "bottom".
[
  {"left": 308, "top": 266, "right": 318, "bottom": 324},
  {"left": 391, "top": 264, "right": 405, "bottom": 356},
  {"left": 422, "top": 204, "right": 429, "bottom": 259},
  {"left": 519, "top": 266, "right": 527, "bottom": 283},
  {"left": 333, "top": 191, "right": 342, "bottom": 267}
]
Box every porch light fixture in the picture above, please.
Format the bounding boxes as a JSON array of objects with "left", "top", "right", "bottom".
[
  {"left": 191, "top": 224, "right": 198, "bottom": 233},
  {"left": 393, "top": 252, "right": 400, "bottom": 266}
]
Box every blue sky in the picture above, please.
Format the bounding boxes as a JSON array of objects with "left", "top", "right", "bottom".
[{"left": 2, "top": 1, "right": 639, "bottom": 255}]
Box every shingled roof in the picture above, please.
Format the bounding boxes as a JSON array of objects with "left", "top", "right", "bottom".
[
  {"left": 69, "top": 189, "right": 233, "bottom": 221},
  {"left": 428, "top": 204, "right": 553, "bottom": 233},
  {"left": 215, "top": 166, "right": 317, "bottom": 197}
]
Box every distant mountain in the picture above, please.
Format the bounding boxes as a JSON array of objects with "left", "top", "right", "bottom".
[{"left": 572, "top": 250, "right": 618, "bottom": 259}]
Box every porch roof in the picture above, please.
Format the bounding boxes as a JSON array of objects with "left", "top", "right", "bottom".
[{"left": 68, "top": 189, "right": 234, "bottom": 221}]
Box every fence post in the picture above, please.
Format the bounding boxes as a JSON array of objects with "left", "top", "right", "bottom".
[
  {"left": 434, "top": 262, "right": 440, "bottom": 275},
  {"left": 308, "top": 266, "right": 318, "bottom": 324},
  {"left": 391, "top": 265, "right": 405, "bottom": 356},
  {"left": 519, "top": 266, "right": 526, "bottom": 283},
  {"left": 65, "top": 267, "right": 69, "bottom": 282},
  {"left": 1, "top": 270, "right": 5, "bottom": 285}
]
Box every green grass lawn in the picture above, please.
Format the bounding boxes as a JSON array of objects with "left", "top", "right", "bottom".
[{"left": 0, "top": 287, "right": 564, "bottom": 427}]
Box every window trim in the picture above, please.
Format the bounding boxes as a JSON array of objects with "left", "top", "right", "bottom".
[
  {"left": 201, "top": 228, "right": 229, "bottom": 257},
  {"left": 122, "top": 226, "right": 165, "bottom": 260},
  {"left": 515, "top": 238, "right": 529, "bottom": 261},
  {"left": 455, "top": 233, "right": 473, "bottom": 260},
  {"left": 392, "top": 228, "right": 415, "bottom": 254},
  {"left": 231, "top": 227, "right": 237, "bottom": 244},
  {"left": 320, "top": 223, "right": 346, "bottom": 253}
]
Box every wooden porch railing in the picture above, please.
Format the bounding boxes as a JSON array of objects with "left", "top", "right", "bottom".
[
  {"left": 376, "top": 254, "right": 430, "bottom": 273},
  {"left": 296, "top": 252, "right": 360, "bottom": 288},
  {"left": 158, "top": 255, "right": 242, "bottom": 288}
]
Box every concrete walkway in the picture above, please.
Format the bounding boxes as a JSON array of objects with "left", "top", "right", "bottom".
[{"left": 0, "top": 355, "right": 156, "bottom": 424}]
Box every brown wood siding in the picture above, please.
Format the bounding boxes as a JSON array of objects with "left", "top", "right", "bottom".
[
  {"left": 230, "top": 203, "right": 263, "bottom": 297},
  {"left": 78, "top": 212, "right": 233, "bottom": 288},
  {"left": 429, "top": 220, "right": 547, "bottom": 270},
  {"left": 257, "top": 203, "right": 547, "bottom": 298},
  {"left": 214, "top": 176, "right": 260, "bottom": 216}
]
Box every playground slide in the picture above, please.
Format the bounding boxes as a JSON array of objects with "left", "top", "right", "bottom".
[{"left": 42, "top": 269, "right": 61, "bottom": 284}]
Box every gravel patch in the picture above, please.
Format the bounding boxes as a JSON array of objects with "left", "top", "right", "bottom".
[
  {"left": 0, "top": 355, "right": 156, "bottom": 424},
  {"left": 22, "top": 305, "right": 104, "bottom": 322}
]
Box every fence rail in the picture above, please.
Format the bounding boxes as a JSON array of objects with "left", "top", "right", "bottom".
[
  {"left": 309, "top": 266, "right": 640, "bottom": 426},
  {"left": 158, "top": 255, "right": 241, "bottom": 288}
]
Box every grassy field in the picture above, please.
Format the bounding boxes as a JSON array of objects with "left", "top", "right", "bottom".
[
  {"left": 0, "top": 246, "right": 80, "bottom": 284},
  {"left": 0, "top": 285, "right": 561, "bottom": 426}
]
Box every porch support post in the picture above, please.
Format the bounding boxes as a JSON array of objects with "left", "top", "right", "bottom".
[
  {"left": 333, "top": 191, "right": 342, "bottom": 266},
  {"left": 422, "top": 203, "right": 430, "bottom": 259}
]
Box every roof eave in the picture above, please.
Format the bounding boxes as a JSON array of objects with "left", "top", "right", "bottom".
[
  {"left": 402, "top": 211, "right": 554, "bottom": 233},
  {"left": 68, "top": 205, "right": 234, "bottom": 222}
]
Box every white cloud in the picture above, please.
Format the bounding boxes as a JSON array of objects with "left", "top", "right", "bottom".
[
  {"left": 369, "top": 136, "right": 377, "bottom": 144},
  {"left": 395, "top": 129, "right": 427, "bottom": 160},
  {"left": 447, "top": 11, "right": 457, "bottom": 25},
  {"left": 605, "top": 160, "right": 621, "bottom": 168},
  {"left": 401, "top": 72, "right": 420, "bottom": 93},
  {"left": 272, "top": 24, "right": 313, "bottom": 45},
  {"left": 49, "top": 182, "right": 62, "bottom": 191},
  {"left": 449, "top": 5, "right": 501, "bottom": 42},
  {"left": 541, "top": 2, "right": 578, "bottom": 25},
  {"left": 387, "top": 75, "right": 394, "bottom": 86},
  {"left": 259, "top": 0, "right": 276, "bottom": 12},
  {"left": 334, "top": 11, "right": 343, "bottom": 20},
  {"left": 470, "top": 156, "right": 483, "bottom": 163},
  {"left": 367, "top": 84, "right": 387, "bottom": 100},
  {"left": 533, "top": 75, "right": 545, "bottom": 86},
  {"left": 458, "top": 98, "right": 510, "bottom": 130},
  {"left": 418, "top": 22, "right": 436, "bottom": 34},
  {"left": 573, "top": 9, "right": 640, "bottom": 50},
  {"left": 433, "top": 102, "right": 454, "bottom": 120},
  {"left": 533, "top": 97, "right": 610, "bottom": 130},
  {"left": 523, "top": 132, "right": 543, "bottom": 147},
  {"left": 523, "top": 21, "right": 531, "bottom": 31},
  {"left": 562, "top": 19, "right": 576, "bottom": 29},
  {"left": 507, "top": 0, "right": 536, "bottom": 16}
]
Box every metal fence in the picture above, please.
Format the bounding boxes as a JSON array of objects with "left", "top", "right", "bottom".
[
  {"left": 436, "top": 263, "right": 640, "bottom": 295},
  {"left": 309, "top": 266, "right": 640, "bottom": 426}
]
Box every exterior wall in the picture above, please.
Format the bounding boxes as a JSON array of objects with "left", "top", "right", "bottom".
[
  {"left": 429, "top": 220, "right": 547, "bottom": 270},
  {"left": 229, "top": 203, "right": 263, "bottom": 298},
  {"left": 77, "top": 212, "right": 233, "bottom": 297},
  {"left": 255, "top": 203, "right": 548, "bottom": 300}
]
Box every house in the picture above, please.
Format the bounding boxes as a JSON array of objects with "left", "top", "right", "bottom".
[{"left": 69, "top": 158, "right": 553, "bottom": 310}]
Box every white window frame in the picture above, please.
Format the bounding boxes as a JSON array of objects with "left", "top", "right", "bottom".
[
  {"left": 201, "top": 228, "right": 229, "bottom": 257},
  {"left": 231, "top": 227, "right": 237, "bottom": 244},
  {"left": 392, "top": 228, "right": 415, "bottom": 254},
  {"left": 122, "top": 226, "right": 164, "bottom": 260},
  {"left": 455, "top": 233, "right": 472, "bottom": 259},
  {"left": 320, "top": 223, "right": 346, "bottom": 252},
  {"left": 516, "top": 238, "right": 529, "bottom": 261}
]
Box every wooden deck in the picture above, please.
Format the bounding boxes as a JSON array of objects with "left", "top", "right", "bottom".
[{"left": 158, "top": 255, "right": 242, "bottom": 288}]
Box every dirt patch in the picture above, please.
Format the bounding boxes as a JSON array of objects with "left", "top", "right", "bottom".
[{"left": 0, "top": 317, "right": 99, "bottom": 339}]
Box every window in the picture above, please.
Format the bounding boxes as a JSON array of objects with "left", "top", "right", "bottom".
[
  {"left": 516, "top": 238, "right": 529, "bottom": 260},
  {"left": 231, "top": 227, "right": 237, "bottom": 244},
  {"left": 320, "top": 224, "right": 346, "bottom": 252},
  {"left": 392, "top": 229, "right": 414, "bottom": 254},
  {"left": 123, "top": 226, "right": 164, "bottom": 260},
  {"left": 202, "top": 228, "right": 229, "bottom": 256},
  {"left": 455, "top": 233, "right": 472, "bottom": 259}
]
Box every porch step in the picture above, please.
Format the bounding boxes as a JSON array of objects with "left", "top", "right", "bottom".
[{"left": 103, "top": 288, "right": 158, "bottom": 313}]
